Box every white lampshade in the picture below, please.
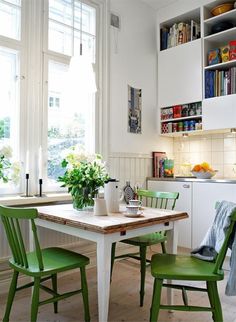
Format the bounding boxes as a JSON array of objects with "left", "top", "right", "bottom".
[{"left": 67, "top": 55, "right": 97, "bottom": 94}]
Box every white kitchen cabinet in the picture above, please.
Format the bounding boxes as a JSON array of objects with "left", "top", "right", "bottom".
[
  {"left": 147, "top": 180, "right": 192, "bottom": 248},
  {"left": 158, "top": 39, "right": 202, "bottom": 107},
  {"left": 202, "top": 94, "right": 236, "bottom": 130},
  {"left": 192, "top": 182, "right": 236, "bottom": 248}
]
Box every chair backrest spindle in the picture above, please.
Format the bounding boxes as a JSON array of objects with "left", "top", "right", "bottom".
[
  {"left": 0, "top": 205, "right": 44, "bottom": 271},
  {"left": 137, "top": 189, "right": 179, "bottom": 210}
]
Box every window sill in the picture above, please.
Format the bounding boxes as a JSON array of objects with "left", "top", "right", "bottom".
[{"left": 0, "top": 192, "right": 72, "bottom": 206}]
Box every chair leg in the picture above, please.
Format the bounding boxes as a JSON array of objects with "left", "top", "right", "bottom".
[
  {"left": 150, "top": 278, "right": 163, "bottom": 322},
  {"left": 207, "top": 281, "right": 223, "bottom": 322},
  {"left": 52, "top": 274, "right": 58, "bottom": 313},
  {"left": 110, "top": 242, "right": 116, "bottom": 282},
  {"left": 3, "top": 270, "right": 19, "bottom": 322},
  {"left": 161, "top": 242, "right": 166, "bottom": 254},
  {"left": 80, "top": 267, "right": 90, "bottom": 322},
  {"left": 31, "top": 277, "right": 40, "bottom": 322},
  {"left": 140, "top": 245, "right": 147, "bottom": 307}
]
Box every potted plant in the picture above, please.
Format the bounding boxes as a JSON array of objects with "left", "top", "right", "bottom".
[{"left": 58, "top": 148, "right": 109, "bottom": 210}]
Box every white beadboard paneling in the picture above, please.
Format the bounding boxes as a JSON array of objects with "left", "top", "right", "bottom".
[
  {"left": 108, "top": 153, "right": 152, "bottom": 190},
  {"left": 0, "top": 220, "right": 78, "bottom": 259}
]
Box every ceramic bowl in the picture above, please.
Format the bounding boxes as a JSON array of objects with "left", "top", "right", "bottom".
[
  {"left": 211, "top": 3, "right": 234, "bottom": 16},
  {"left": 191, "top": 170, "right": 217, "bottom": 179}
]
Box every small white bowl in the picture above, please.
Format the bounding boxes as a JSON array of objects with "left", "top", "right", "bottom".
[{"left": 191, "top": 170, "right": 217, "bottom": 179}]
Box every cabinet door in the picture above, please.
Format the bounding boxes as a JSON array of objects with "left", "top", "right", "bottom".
[
  {"left": 158, "top": 39, "right": 202, "bottom": 107},
  {"left": 147, "top": 180, "right": 192, "bottom": 248},
  {"left": 202, "top": 94, "right": 236, "bottom": 130},
  {"left": 192, "top": 182, "right": 236, "bottom": 248}
]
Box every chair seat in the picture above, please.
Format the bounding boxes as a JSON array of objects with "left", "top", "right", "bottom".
[
  {"left": 151, "top": 253, "right": 224, "bottom": 281},
  {"left": 121, "top": 232, "right": 167, "bottom": 246},
  {"left": 9, "top": 247, "right": 90, "bottom": 277}
]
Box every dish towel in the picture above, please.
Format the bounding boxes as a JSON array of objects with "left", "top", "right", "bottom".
[{"left": 191, "top": 200, "right": 236, "bottom": 296}]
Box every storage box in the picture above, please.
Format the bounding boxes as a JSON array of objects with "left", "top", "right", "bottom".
[
  {"left": 220, "top": 45, "right": 229, "bottom": 62},
  {"left": 208, "top": 48, "right": 221, "bottom": 65},
  {"left": 229, "top": 40, "right": 236, "bottom": 61}
]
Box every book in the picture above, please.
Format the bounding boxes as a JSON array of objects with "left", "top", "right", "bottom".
[{"left": 152, "top": 152, "right": 166, "bottom": 177}]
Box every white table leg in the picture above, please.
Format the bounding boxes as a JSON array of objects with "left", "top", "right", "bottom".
[
  {"left": 96, "top": 236, "right": 112, "bottom": 322},
  {"left": 166, "top": 221, "right": 179, "bottom": 305}
]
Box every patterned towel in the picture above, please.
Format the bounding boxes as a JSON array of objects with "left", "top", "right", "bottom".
[
  {"left": 191, "top": 245, "right": 218, "bottom": 261},
  {"left": 192, "top": 200, "right": 236, "bottom": 296}
]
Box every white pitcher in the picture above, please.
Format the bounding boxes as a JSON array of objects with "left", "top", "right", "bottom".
[
  {"left": 93, "top": 198, "right": 108, "bottom": 216},
  {"left": 104, "top": 179, "right": 122, "bottom": 213}
]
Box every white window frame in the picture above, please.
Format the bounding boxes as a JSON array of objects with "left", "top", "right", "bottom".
[
  {"left": 42, "top": 0, "right": 108, "bottom": 192},
  {"left": 0, "top": 0, "right": 109, "bottom": 196},
  {"left": 0, "top": 0, "right": 28, "bottom": 195}
]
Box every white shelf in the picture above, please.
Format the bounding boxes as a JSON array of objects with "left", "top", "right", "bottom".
[
  {"left": 204, "top": 26, "right": 236, "bottom": 44},
  {"left": 204, "top": 59, "right": 236, "bottom": 70},
  {"left": 160, "top": 130, "right": 203, "bottom": 137},
  {"left": 204, "top": 93, "right": 236, "bottom": 101},
  {"left": 160, "top": 115, "right": 202, "bottom": 123},
  {"left": 204, "top": 8, "right": 236, "bottom": 27}
]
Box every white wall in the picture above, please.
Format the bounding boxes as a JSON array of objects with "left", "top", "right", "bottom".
[
  {"left": 109, "top": 0, "right": 172, "bottom": 155},
  {"left": 156, "top": 0, "right": 215, "bottom": 22}
]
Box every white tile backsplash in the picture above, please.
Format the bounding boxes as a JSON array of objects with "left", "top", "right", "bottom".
[
  {"left": 224, "top": 138, "right": 236, "bottom": 151},
  {"left": 212, "top": 139, "right": 224, "bottom": 152},
  {"left": 173, "top": 133, "right": 236, "bottom": 178}
]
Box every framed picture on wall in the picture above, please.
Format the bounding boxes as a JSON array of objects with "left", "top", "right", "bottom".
[{"left": 128, "top": 85, "right": 142, "bottom": 134}]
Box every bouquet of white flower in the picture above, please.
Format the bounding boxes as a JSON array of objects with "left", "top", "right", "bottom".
[
  {"left": 0, "top": 145, "right": 20, "bottom": 184},
  {"left": 58, "top": 147, "right": 109, "bottom": 210}
]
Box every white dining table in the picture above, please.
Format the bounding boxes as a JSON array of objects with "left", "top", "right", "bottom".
[{"left": 31, "top": 203, "right": 188, "bottom": 322}]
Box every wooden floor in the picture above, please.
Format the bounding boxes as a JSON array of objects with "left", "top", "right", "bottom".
[{"left": 0, "top": 258, "right": 236, "bottom": 322}]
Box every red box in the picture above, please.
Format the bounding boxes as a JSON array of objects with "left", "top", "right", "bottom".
[
  {"left": 173, "top": 105, "right": 182, "bottom": 118},
  {"left": 229, "top": 40, "right": 236, "bottom": 61}
]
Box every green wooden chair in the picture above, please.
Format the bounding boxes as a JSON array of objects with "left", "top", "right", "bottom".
[
  {"left": 0, "top": 205, "right": 90, "bottom": 322},
  {"left": 149, "top": 204, "right": 236, "bottom": 322},
  {"left": 111, "top": 189, "right": 179, "bottom": 306}
]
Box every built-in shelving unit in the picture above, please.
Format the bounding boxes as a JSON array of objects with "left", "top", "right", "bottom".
[
  {"left": 158, "top": 0, "right": 236, "bottom": 136},
  {"left": 160, "top": 102, "right": 202, "bottom": 135},
  {"left": 203, "top": 0, "right": 236, "bottom": 100}
]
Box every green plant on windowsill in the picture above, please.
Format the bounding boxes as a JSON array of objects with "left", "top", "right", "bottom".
[
  {"left": 58, "top": 147, "right": 109, "bottom": 210},
  {"left": 0, "top": 146, "right": 20, "bottom": 184}
]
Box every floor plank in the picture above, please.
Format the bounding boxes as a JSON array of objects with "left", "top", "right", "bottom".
[{"left": 0, "top": 257, "right": 236, "bottom": 322}]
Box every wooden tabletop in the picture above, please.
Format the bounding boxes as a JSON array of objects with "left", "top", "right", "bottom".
[{"left": 36, "top": 204, "right": 188, "bottom": 234}]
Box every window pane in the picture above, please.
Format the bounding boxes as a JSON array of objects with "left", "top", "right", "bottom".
[
  {"left": 0, "top": 2, "right": 21, "bottom": 40},
  {"left": 0, "top": 47, "right": 20, "bottom": 187},
  {"left": 74, "top": 1, "right": 96, "bottom": 35},
  {"left": 47, "top": 60, "right": 95, "bottom": 184},
  {"left": 4, "top": 0, "right": 21, "bottom": 5},
  {"left": 48, "top": 21, "right": 72, "bottom": 55},
  {"left": 74, "top": 31, "right": 95, "bottom": 62},
  {"left": 49, "top": 0, "right": 72, "bottom": 26}
]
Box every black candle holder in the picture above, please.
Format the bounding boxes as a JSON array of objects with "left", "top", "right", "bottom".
[
  {"left": 35, "top": 178, "right": 46, "bottom": 197},
  {"left": 21, "top": 173, "right": 33, "bottom": 197}
]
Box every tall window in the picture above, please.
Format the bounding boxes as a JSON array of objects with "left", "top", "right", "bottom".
[
  {"left": 0, "top": 0, "right": 21, "bottom": 192},
  {"left": 45, "top": 0, "right": 97, "bottom": 187},
  {"left": 0, "top": 0, "right": 100, "bottom": 195},
  {"left": 0, "top": 0, "right": 21, "bottom": 40}
]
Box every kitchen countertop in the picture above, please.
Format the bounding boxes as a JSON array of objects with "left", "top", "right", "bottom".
[{"left": 147, "top": 177, "right": 236, "bottom": 184}]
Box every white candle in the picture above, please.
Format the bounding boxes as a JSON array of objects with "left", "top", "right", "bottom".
[
  {"left": 25, "top": 150, "right": 29, "bottom": 174},
  {"left": 38, "top": 146, "right": 43, "bottom": 179}
]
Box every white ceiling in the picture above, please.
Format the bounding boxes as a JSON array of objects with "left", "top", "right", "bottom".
[{"left": 141, "top": 0, "right": 176, "bottom": 10}]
